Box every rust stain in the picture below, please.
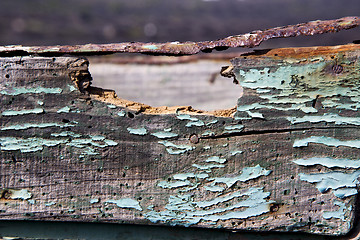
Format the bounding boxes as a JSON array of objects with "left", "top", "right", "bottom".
[{"left": 0, "top": 16, "right": 359, "bottom": 56}]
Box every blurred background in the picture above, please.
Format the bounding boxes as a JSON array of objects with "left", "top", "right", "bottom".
[
  {"left": 1, "top": 0, "right": 360, "bottom": 111},
  {"left": 2, "top": 0, "right": 360, "bottom": 47}
]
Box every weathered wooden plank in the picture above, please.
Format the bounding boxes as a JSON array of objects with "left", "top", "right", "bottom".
[{"left": 0, "top": 44, "right": 360, "bottom": 236}]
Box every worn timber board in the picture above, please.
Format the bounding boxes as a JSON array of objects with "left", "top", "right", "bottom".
[{"left": 1, "top": 44, "right": 360, "bottom": 236}]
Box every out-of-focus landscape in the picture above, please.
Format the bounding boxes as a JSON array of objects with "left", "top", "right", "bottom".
[{"left": 1, "top": 0, "right": 360, "bottom": 110}]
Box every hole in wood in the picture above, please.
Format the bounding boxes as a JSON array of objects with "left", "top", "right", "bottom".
[{"left": 89, "top": 53, "right": 242, "bottom": 113}]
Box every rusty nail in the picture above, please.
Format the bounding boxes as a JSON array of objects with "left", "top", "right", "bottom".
[{"left": 189, "top": 134, "right": 199, "bottom": 144}]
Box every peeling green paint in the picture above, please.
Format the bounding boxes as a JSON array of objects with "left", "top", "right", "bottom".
[
  {"left": 293, "top": 136, "right": 360, "bottom": 149},
  {"left": 201, "top": 130, "right": 215, "bottom": 137},
  {"left": 144, "top": 188, "right": 273, "bottom": 226},
  {"left": 103, "top": 139, "right": 118, "bottom": 146},
  {"left": 151, "top": 131, "right": 178, "bottom": 139},
  {"left": 0, "top": 87, "right": 62, "bottom": 95},
  {"left": 105, "top": 198, "right": 142, "bottom": 211},
  {"left": 293, "top": 157, "right": 360, "bottom": 168},
  {"left": 1, "top": 122, "right": 75, "bottom": 131},
  {"left": 142, "top": 45, "right": 158, "bottom": 50},
  {"left": 176, "top": 114, "right": 199, "bottom": 121},
  {"left": 6, "top": 189, "right": 32, "bottom": 200},
  {"left": 204, "top": 185, "right": 225, "bottom": 192},
  {"left": 230, "top": 150, "right": 243, "bottom": 156},
  {"left": 68, "top": 84, "right": 77, "bottom": 92},
  {"left": 0, "top": 137, "right": 66, "bottom": 152},
  {"left": 288, "top": 113, "right": 360, "bottom": 125},
  {"left": 206, "top": 119, "right": 218, "bottom": 126},
  {"left": 2, "top": 108, "right": 44, "bottom": 116},
  {"left": 127, "top": 127, "right": 147, "bottom": 135},
  {"left": 0, "top": 132, "right": 118, "bottom": 154},
  {"left": 192, "top": 163, "right": 225, "bottom": 170},
  {"left": 91, "top": 135, "right": 105, "bottom": 141},
  {"left": 37, "top": 100, "right": 44, "bottom": 106},
  {"left": 158, "top": 141, "right": 194, "bottom": 155},
  {"left": 51, "top": 131, "right": 82, "bottom": 138},
  {"left": 299, "top": 106, "right": 318, "bottom": 113},
  {"left": 298, "top": 171, "right": 360, "bottom": 198},
  {"left": 57, "top": 106, "right": 71, "bottom": 113},
  {"left": 117, "top": 110, "right": 126, "bottom": 117},
  {"left": 45, "top": 201, "right": 56, "bottom": 206},
  {"left": 233, "top": 58, "right": 360, "bottom": 123},
  {"left": 173, "top": 173, "right": 209, "bottom": 180},
  {"left": 186, "top": 120, "right": 205, "bottom": 127},
  {"left": 223, "top": 124, "right": 244, "bottom": 134},
  {"left": 107, "top": 104, "right": 116, "bottom": 109},
  {"left": 90, "top": 198, "right": 99, "bottom": 204},
  {"left": 205, "top": 156, "right": 227, "bottom": 164},
  {"left": 323, "top": 201, "right": 350, "bottom": 221},
  {"left": 246, "top": 111, "right": 264, "bottom": 119},
  {"left": 213, "top": 165, "right": 272, "bottom": 187},
  {"left": 158, "top": 180, "right": 191, "bottom": 189}
]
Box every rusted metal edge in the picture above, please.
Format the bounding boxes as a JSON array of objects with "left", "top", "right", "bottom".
[{"left": 1, "top": 16, "right": 359, "bottom": 56}]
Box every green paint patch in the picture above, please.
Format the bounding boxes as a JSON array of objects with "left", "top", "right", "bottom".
[
  {"left": 323, "top": 201, "right": 350, "bottom": 221},
  {"left": 0, "top": 87, "right": 62, "bottom": 95},
  {"left": 117, "top": 110, "right": 126, "bottom": 117},
  {"left": 186, "top": 120, "right": 205, "bottom": 127},
  {"left": 45, "top": 201, "right": 56, "bottom": 206},
  {"left": 142, "top": 45, "right": 158, "bottom": 50},
  {"left": 151, "top": 131, "right": 178, "bottom": 139},
  {"left": 293, "top": 136, "right": 360, "bottom": 149},
  {"left": 144, "top": 187, "right": 273, "bottom": 226},
  {"left": 176, "top": 114, "right": 199, "bottom": 121},
  {"left": 68, "top": 84, "right": 77, "bottom": 92},
  {"left": 288, "top": 113, "right": 360, "bottom": 125},
  {"left": 158, "top": 141, "right": 194, "bottom": 155},
  {"left": 172, "top": 173, "right": 209, "bottom": 180},
  {"left": 2, "top": 108, "right": 44, "bottom": 116},
  {"left": 213, "top": 165, "right": 272, "bottom": 187},
  {"left": 90, "top": 198, "right": 99, "bottom": 204},
  {"left": 57, "top": 106, "right": 71, "bottom": 113},
  {"left": 205, "top": 156, "right": 227, "bottom": 164},
  {"left": 127, "top": 127, "right": 147, "bottom": 135},
  {"left": 230, "top": 150, "right": 243, "bottom": 156},
  {"left": 223, "top": 124, "right": 244, "bottom": 134},
  {"left": 293, "top": 157, "right": 360, "bottom": 169},
  {"left": 1, "top": 122, "right": 75, "bottom": 131},
  {"left": 6, "top": 189, "right": 32, "bottom": 200},
  {"left": 0, "top": 137, "right": 66, "bottom": 152},
  {"left": 298, "top": 171, "right": 360, "bottom": 198},
  {"left": 158, "top": 180, "right": 191, "bottom": 189},
  {"left": 105, "top": 198, "right": 142, "bottom": 211},
  {"left": 192, "top": 163, "right": 225, "bottom": 170}
]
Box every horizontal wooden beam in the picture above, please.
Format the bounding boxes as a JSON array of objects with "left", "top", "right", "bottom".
[{"left": 1, "top": 44, "right": 360, "bottom": 236}]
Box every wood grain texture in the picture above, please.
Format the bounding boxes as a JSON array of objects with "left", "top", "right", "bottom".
[{"left": 1, "top": 44, "right": 360, "bottom": 236}]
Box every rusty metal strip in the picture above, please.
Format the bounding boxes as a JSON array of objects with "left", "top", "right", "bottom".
[{"left": 1, "top": 16, "right": 359, "bottom": 56}]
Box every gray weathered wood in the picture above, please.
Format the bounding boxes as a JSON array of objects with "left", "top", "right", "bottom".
[{"left": 1, "top": 44, "right": 360, "bottom": 236}]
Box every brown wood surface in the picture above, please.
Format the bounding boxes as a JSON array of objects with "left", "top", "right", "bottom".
[{"left": 1, "top": 44, "right": 360, "bottom": 236}]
